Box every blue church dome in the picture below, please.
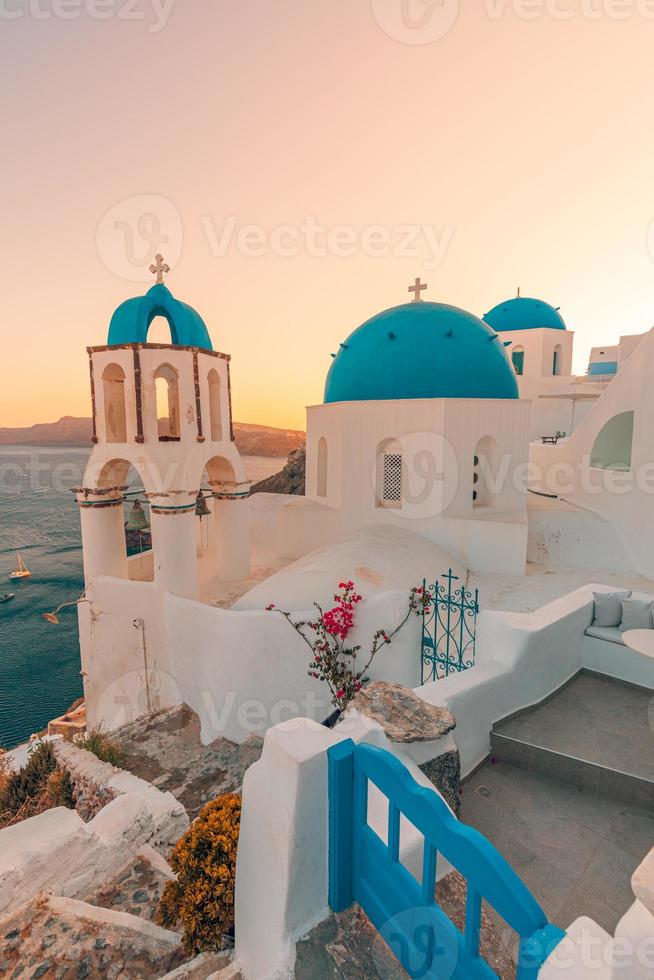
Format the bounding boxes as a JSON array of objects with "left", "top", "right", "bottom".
[
  {"left": 483, "top": 296, "right": 566, "bottom": 333},
  {"left": 108, "top": 283, "right": 213, "bottom": 350},
  {"left": 324, "top": 302, "right": 519, "bottom": 404}
]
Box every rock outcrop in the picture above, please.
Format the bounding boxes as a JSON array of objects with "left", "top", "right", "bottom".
[{"left": 250, "top": 444, "right": 306, "bottom": 495}]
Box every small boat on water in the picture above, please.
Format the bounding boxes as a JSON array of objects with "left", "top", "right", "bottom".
[
  {"left": 9, "top": 552, "right": 31, "bottom": 580},
  {"left": 0, "top": 593, "right": 15, "bottom": 603}
]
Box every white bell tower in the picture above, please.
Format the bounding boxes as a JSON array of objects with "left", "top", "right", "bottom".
[{"left": 76, "top": 257, "right": 251, "bottom": 601}]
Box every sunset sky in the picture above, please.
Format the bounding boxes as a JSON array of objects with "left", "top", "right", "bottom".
[{"left": 3, "top": 0, "right": 654, "bottom": 430}]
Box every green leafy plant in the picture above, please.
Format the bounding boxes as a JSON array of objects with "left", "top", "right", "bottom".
[
  {"left": 0, "top": 742, "right": 58, "bottom": 818},
  {"left": 73, "top": 727, "right": 124, "bottom": 767},
  {"left": 158, "top": 793, "right": 241, "bottom": 955}
]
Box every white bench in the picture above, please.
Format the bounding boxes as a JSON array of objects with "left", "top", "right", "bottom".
[{"left": 582, "top": 590, "right": 654, "bottom": 689}]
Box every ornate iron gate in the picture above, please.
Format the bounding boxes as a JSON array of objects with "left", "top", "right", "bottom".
[
  {"left": 328, "top": 741, "right": 565, "bottom": 979},
  {"left": 421, "top": 570, "right": 479, "bottom": 684}
]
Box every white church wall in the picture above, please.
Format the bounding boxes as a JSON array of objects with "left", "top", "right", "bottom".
[
  {"left": 304, "top": 398, "right": 530, "bottom": 575},
  {"left": 529, "top": 328, "right": 654, "bottom": 578},
  {"left": 500, "top": 328, "right": 573, "bottom": 381}
]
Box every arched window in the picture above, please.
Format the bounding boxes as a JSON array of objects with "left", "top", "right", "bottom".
[
  {"left": 553, "top": 344, "right": 563, "bottom": 376},
  {"left": 511, "top": 346, "right": 525, "bottom": 376},
  {"left": 102, "top": 363, "right": 127, "bottom": 443},
  {"left": 208, "top": 369, "right": 223, "bottom": 442},
  {"left": 376, "top": 438, "right": 403, "bottom": 509},
  {"left": 591, "top": 412, "right": 634, "bottom": 471},
  {"left": 317, "top": 437, "right": 328, "bottom": 497},
  {"left": 473, "top": 436, "right": 499, "bottom": 509},
  {"left": 154, "top": 364, "right": 181, "bottom": 441}
]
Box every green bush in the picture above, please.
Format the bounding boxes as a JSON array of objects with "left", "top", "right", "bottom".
[
  {"left": 158, "top": 794, "right": 241, "bottom": 955},
  {"left": 74, "top": 727, "right": 124, "bottom": 767},
  {"left": 0, "top": 742, "right": 57, "bottom": 817}
]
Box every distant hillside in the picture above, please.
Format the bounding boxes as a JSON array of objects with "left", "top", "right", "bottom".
[{"left": 0, "top": 416, "right": 305, "bottom": 458}]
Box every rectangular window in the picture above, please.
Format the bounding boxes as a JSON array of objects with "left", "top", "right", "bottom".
[{"left": 382, "top": 453, "right": 403, "bottom": 504}]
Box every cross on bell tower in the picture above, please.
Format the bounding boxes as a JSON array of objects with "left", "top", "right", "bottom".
[
  {"left": 150, "top": 253, "right": 170, "bottom": 285},
  {"left": 409, "top": 277, "right": 427, "bottom": 303}
]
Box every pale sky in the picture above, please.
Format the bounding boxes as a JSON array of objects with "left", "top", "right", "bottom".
[{"left": 3, "top": 0, "right": 654, "bottom": 430}]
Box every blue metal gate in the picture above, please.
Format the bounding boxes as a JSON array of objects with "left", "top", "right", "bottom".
[
  {"left": 422, "top": 570, "right": 479, "bottom": 684},
  {"left": 329, "top": 741, "right": 564, "bottom": 979}
]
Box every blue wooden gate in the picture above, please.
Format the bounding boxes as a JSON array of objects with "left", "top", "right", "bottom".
[{"left": 329, "top": 741, "right": 565, "bottom": 979}]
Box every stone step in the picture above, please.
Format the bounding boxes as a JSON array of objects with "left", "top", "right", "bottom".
[
  {"left": 490, "top": 672, "right": 654, "bottom": 812},
  {"left": 0, "top": 891, "right": 187, "bottom": 978},
  {"left": 490, "top": 731, "right": 654, "bottom": 811},
  {"left": 84, "top": 845, "right": 177, "bottom": 928}
]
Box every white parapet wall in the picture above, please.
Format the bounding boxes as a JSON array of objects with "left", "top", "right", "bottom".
[
  {"left": 540, "top": 847, "right": 654, "bottom": 978},
  {"left": 82, "top": 573, "right": 424, "bottom": 743},
  {"left": 416, "top": 583, "right": 653, "bottom": 776},
  {"left": 0, "top": 742, "right": 188, "bottom": 921}
]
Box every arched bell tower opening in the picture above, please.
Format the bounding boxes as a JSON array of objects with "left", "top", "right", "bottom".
[
  {"left": 199, "top": 455, "right": 251, "bottom": 585},
  {"left": 76, "top": 457, "right": 152, "bottom": 585},
  {"left": 147, "top": 314, "right": 174, "bottom": 345},
  {"left": 154, "top": 364, "right": 181, "bottom": 441},
  {"left": 101, "top": 363, "right": 127, "bottom": 443},
  {"left": 208, "top": 369, "right": 223, "bottom": 441},
  {"left": 473, "top": 436, "right": 500, "bottom": 509}
]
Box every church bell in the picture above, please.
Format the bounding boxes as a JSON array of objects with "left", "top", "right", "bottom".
[
  {"left": 125, "top": 499, "right": 150, "bottom": 531},
  {"left": 195, "top": 492, "right": 211, "bottom": 518}
]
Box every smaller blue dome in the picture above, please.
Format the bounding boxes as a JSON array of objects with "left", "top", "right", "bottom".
[
  {"left": 108, "top": 283, "right": 213, "bottom": 350},
  {"left": 483, "top": 297, "right": 566, "bottom": 332}
]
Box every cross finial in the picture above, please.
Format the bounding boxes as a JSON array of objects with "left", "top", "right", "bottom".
[
  {"left": 517, "top": 286, "right": 521, "bottom": 298},
  {"left": 150, "top": 253, "right": 170, "bottom": 285},
  {"left": 409, "top": 277, "right": 427, "bottom": 303}
]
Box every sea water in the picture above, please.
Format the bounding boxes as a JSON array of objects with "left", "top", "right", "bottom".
[{"left": 0, "top": 447, "right": 285, "bottom": 750}]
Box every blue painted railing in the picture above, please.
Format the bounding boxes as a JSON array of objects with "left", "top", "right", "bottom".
[
  {"left": 329, "top": 741, "right": 565, "bottom": 979},
  {"left": 422, "top": 570, "right": 479, "bottom": 683}
]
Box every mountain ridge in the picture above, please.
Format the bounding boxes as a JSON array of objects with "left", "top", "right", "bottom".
[{"left": 0, "top": 416, "right": 305, "bottom": 458}]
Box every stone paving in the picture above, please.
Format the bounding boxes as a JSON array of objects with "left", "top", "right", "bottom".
[
  {"left": 112, "top": 705, "right": 263, "bottom": 821},
  {"left": 294, "top": 877, "right": 516, "bottom": 980}
]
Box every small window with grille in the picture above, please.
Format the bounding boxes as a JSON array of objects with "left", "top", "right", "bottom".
[{"left": 382, "top": 453, "right": 403, "bottom": 506}]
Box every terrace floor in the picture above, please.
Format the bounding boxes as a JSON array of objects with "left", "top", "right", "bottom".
[{"left": 461, "top": 760, "right": 654, "bottom": 935}]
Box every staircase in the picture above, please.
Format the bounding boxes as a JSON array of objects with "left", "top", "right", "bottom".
[{"left": 490, "top": 671, "right": 653, "bottom": 811}]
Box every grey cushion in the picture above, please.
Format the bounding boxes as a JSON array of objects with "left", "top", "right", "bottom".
[
  {"left": 593, "top": 591, "right": 632, "bottom": 627},
  {"left": 619, "top": 598, "right": 654, "bottom": 632},
  {"left": 585, "top": 625, "right": 626, "bottom": 645}
]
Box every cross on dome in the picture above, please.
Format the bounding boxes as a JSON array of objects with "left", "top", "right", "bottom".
[
  {"left": 150, "top": 253, "right": 170, "bottom": 285},
  {"left": 409, "top": 277, "right": 427, "bottom": 303}
]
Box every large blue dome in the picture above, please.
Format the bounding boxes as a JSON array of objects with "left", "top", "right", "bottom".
[
  {"left": 483, "top": 297, "right": 566, "bottom": 332},
  {"left": 324, "top": 302, "right": 519, "bottom": 404},
  {"left": 108, "top": 283, "right": 213, "bottom": 350}
]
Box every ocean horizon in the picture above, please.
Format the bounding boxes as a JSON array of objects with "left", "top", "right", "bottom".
[{"left": 0, "top": 446, "right": 285, "bottom": 750}]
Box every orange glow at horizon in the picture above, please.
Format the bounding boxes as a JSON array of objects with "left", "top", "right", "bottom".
[{"left": 3, "top": 2, "right": 654, "bottom": 431}]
